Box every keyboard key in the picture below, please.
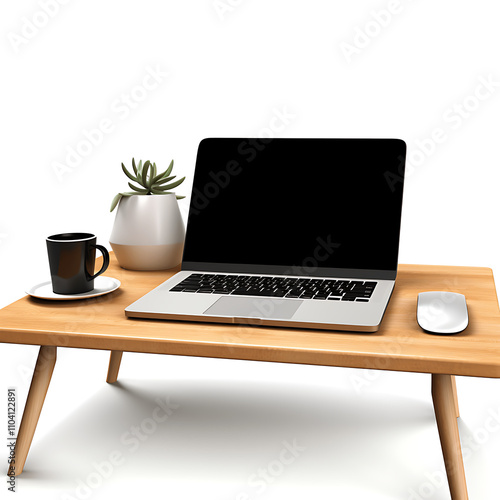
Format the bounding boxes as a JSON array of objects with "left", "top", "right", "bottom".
[{"left": 231, "top": 288, "right": 283, "bottom": 297}]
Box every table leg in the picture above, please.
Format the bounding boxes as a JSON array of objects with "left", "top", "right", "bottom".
[
  {"left": 431, "top": 374, "right": 468, "bottom": 500},
  {"left": 451, "top": 375, "right": 460, "bottom": 418},
  {"left": 106, "top": 351, "right": 123, "bottom": 384},
  {"left": 8, "top": 346, "right": 57, "bottom": 476}
]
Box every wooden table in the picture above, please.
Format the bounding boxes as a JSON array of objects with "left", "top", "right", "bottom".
[{"left": 1, "top": 255, "right": 500, "bottom": 499}]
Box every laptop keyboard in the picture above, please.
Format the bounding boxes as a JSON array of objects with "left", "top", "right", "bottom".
[{"left": 170, "top": 274, "right": 377, "bottom": 302}]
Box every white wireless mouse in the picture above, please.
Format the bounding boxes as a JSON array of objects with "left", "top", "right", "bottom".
[{"left": 417, "top": 291, "right": 468, "bottom": 335}]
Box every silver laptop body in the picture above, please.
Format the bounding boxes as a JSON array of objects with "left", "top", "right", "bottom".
[{"left": 126, "top": 138, "right": 406, "bottom": 333}]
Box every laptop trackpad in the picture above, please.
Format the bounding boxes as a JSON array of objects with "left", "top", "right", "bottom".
[{"left": 204, "top": 296, "right": 303, "bottom": 320}]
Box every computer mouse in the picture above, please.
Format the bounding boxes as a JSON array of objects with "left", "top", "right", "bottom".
[{"left": 417, "top": 291, "right": 468, "bottom": 335}]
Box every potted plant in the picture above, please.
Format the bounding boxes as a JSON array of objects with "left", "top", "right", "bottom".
[{"left": 109, "top": 158, "right": 186, "bottom": 270}]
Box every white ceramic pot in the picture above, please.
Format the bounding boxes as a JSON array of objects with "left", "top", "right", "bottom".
[{"left": 109, "top": 194, "right": 185, "bottom": 270}]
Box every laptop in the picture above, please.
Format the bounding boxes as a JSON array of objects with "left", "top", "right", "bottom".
[{"left": 125, "top": 137, "right": 406, "bottom": 332}]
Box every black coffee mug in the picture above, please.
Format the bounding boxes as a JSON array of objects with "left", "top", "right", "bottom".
[{"left": 46, "top": 233, "right": 110, "bottom": 294}]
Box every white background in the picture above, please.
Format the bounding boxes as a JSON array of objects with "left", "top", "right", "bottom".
[{"left": 1, "top": 1, "right": 500, "bottom": 499}]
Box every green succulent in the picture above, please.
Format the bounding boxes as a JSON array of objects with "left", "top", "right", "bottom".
[{"left": 110, "top": 158, "right": 185, "bottom": 212}]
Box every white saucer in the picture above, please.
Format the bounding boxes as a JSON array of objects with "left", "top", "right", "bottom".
[{"left": 26, "top": 276, "right": 121, "bottom": 300}]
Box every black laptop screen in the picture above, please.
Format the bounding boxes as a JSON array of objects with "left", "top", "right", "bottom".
[{"left": 182, "top": 138, "right": 406, "bottom": 278}]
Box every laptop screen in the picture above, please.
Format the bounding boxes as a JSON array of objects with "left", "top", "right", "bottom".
[{"left": 182, "top": 138, "right": 406, "bottom": 279}]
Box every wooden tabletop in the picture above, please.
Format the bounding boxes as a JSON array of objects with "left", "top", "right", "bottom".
[{"left": 1, "top": 255, "right": 499, "bottom": 378}]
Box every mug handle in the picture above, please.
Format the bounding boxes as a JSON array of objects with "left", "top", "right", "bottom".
[{"left": 88, "top": 244, "right": 110, "bottom": 281}]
